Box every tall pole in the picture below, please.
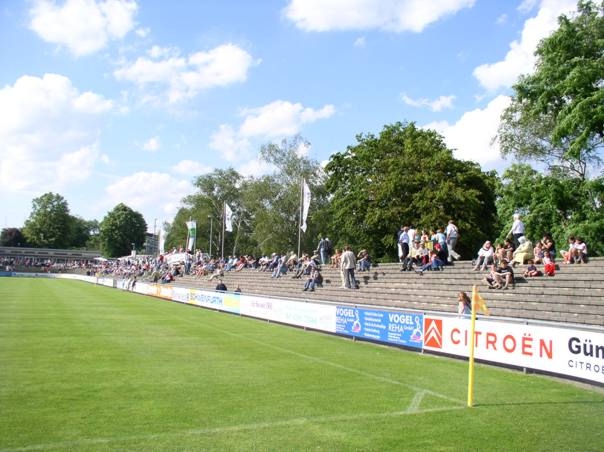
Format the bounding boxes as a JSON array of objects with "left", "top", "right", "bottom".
[
  {"left": 221, "top": 203, "right": 225, "bottom": 260},
  {"left": 297, "top": 178, "right": 303, "bottom": 257},
  {"left": 153, "top": 218, "right": 158, "bottom": 255},
  {"left": 467, "top": 285, "right": 478, "bottom": 408},
  {"left": 208, "top": 215, "right": 213, "bottom": 258}
]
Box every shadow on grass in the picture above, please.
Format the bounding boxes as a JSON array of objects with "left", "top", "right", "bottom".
[{"left": 477, "top": 399, "right": 604, "bottom": 408}]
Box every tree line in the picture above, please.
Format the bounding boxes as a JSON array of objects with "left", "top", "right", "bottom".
[
  {"left": 2, "top": 1, "right": 602, "bottom": 259},
  {"left": 1, "top": 194, "right": 147, "bottom": 258}
]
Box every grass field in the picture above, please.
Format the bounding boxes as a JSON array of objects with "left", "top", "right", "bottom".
[{"left": 1, "top": 278, "right": 603, "bottom": 451}]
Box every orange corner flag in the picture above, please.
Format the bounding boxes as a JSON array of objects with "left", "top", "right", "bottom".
[{"left": 472, "top": 287, "right": 490, "bottom": 316}]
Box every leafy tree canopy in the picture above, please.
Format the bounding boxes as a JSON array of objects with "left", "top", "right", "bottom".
[
  {"left": 165, "top": 136, "right": 328, "bottom": 258},
  {"left": 497, "top": 0, "right": 604, "bottom": 178},
  {"left": 22, "top": 192, "right": 73, "bottom": 248},
  {"left": 497, "top": 163, "right": 604, "bottom": 255},
  {"left": 99, "top": 203, "right": 147, "bottom": 258},
  {"left": 0, "top": 228, "right": 27, "bottom": 247},
  {"left": 324, "top": 122, "right": 499, "bottom": 260},
  {"left": 253, "top": 136, "right": 328, "bottom": 255}
]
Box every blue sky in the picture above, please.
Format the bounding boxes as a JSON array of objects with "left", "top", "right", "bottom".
[{"left": 0, "top": 0, "right": 579, "bottom": 232}]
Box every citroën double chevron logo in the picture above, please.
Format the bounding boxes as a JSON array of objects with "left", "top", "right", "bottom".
[{"left": 424, "top": 318, "right": 443, "bottom": 348}]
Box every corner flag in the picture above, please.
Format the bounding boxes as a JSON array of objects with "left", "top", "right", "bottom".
[
  {"left": 472, "top": 287, "right": 490, "bottom": 316},
  {"left": 468, "top": 285, "right": 489, "bottom": 407}
]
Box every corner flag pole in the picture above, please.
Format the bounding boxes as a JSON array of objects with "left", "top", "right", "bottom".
[
  {"left": 467, "top": 285, "right": 478, "bottom": 407},
  {"left": 297, "top": 178, "right": 303, "bottom": 257}
]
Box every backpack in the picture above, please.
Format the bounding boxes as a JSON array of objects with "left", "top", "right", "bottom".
[{"left": 544, "top": 262, "right": 555, "bottom": 276}]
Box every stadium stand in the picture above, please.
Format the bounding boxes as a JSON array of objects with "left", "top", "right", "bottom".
[
  {"left": 174, "top": 259, "right": 604, "bottom": 327},
  {"left": 4, "top": 244, "right": 601, "bottom": 328}
]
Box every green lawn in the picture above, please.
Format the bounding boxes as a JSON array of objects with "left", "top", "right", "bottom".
[{"left": 1, "top": 278, "right": 603, "bottom": 451}]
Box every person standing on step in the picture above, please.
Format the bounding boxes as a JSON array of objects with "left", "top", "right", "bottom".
[
  {"left": 317, "top": 236, "right": 330, "bottom": 266},
  {"left": 446, "top": 220, "right": 460, "bottom": 262},
  {"left": 398, "top": 226, "right": 411, "bottom": 271},
  {"left": 340, "top": 245, "right": 357, "bottom": 289},
  {"left": 507, "top": 213, "right": 525, "bottom": 249}
]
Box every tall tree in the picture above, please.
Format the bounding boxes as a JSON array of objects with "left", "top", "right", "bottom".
[
  {"left": 22, "top": 192, "right": 73, "bottom": 248},
  {"left": 0, "top": 228, "right": 27, "bottom": 247},
  {"left": 497, "top": 0, "right": 604, "bottom": 179},
  {"left": 325, "top": 122, "right": 498, "bottom": 260},
  {"left": 71, "top": 217, "right": 99, "bottom": 249},
  {"left": 497, "top": 163, "right": 604, "bottom": 255},
  {"left": 254, "top": 135, "right": 328, "bottom": 255},
  {"left": 99, "top": 203, "right": 147, "bottom": 257},
  {"left": 165, "top": 168, "right": 244, "bottom": 257},
  {"left": 167, "top": 137, "right": 329, "bottom": 258}
]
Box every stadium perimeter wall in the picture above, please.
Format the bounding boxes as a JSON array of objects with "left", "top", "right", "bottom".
[{"left": 6, "top": 272, "right": 603, "bottom": 387}]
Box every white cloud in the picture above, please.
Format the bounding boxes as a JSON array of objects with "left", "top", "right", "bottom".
[
  {"left": 236, "top": 158, "right": 275, "bottom": 178},
  {"left": 29, "top": 0, "right": 138, "bottom": 57},
  {"left": 401, "top": 93, "right": 455, "bottom": 112},
  {"left": 142, "top": 136, "right": 160, "bottom": 152},
  {"left": 423, "top": 95, "right": 511, "bottom": 168},
  {"left": 353, "top": 36, "right": 366, "bottom": 48},
  {"left": 135, "top": 27, "right": 150, "bottom": 38},
  {"left": 209, "top": 124, "right": 251, "bottom": 162},
  {"left": 171, "top": 160, "right": 213, "bottom": 176},
  {"left": 147, "top": 45, "right": 177, "bottom": 58},
  {"left": 0, "top": 73, "right": 112, "bottom": 192},
  {"left": 239, "top": 100, "right": 335, "bottom": 137},
  {"left": 473, "top": 0, "right": 577, "bottom": 91},
  {"left": 284, "top": 0, "right": 475, "bottom": 33},
  {"left": 518, "top": 0, "right": 539, "bottom": 14},
  {"left": 114, "top": 43, "right": 257, "bottom": 103},
  {"left": 295, "top": 141, "right": 312, "bottom": 157},
  {"left": 208, "top": 100, "right": 335, "bottom": 163},
  {"left": 104, "top": 171, "right": 195, "bottom": 223}
]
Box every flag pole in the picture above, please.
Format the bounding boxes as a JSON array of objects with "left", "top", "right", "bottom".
[
  {"left": 467, "top": 284, "right": 478, "bottom": 407},
  {"left": 297, "top": 178, "right": 303, "bottom": 257},
  {"left": 221, "top": 203, "right": 225, "bottom": 260},
  {"left": 186, "top": 216, "right": 191, "bottom": 252}
]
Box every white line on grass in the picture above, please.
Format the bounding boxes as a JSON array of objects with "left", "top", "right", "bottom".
[
  {"left": 148, "top": 302, "right": 466, "bottom": 407},
  {"left": 1, "top": 295, "right": 467, "bottom": 452},
  {"left": 1, "top": 405, "right": 466, "bottom": 451}
]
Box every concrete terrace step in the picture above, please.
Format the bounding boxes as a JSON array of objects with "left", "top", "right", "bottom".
[{"left": 158, "top": 258, "right": 604, "bottom": 327}]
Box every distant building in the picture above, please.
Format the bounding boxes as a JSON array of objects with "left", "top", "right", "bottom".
[{"left": 144, "top": 233, "right": 159, "bottom": 256}]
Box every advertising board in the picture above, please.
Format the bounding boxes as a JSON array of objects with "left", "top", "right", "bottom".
[
  {"left": 424, "top": 315, "right": 604, "bottom": 384},
  {"left": 240, "top": 296, "right": 336, "bottom": 332},
  {"left": 336, "top": 306, "right": 423, "bottom": 348}
]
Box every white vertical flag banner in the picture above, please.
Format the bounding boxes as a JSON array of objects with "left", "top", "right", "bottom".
[
  {"left": 159, "top": 223, "right": 166, "bottom": 254},
  {"left": 224, "top": 203, "right": 233, "bottom": 232},
  {"left": 185, "top": 220, "right": 196, "bottom": 252},
  {"left": 301, "top": 180, "right": 311, "bottom": 232}
]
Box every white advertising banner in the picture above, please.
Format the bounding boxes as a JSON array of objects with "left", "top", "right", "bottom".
[
  {"left": 240, "top": 295, "right": 337, "bottom": 333},
  {"left": 424, "top": 315, "right": 604, "bottom": 384}
]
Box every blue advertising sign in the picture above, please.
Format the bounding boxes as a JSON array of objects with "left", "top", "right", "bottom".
[{"left": 336, "top": 306, "right": 423, "bottom": 348}]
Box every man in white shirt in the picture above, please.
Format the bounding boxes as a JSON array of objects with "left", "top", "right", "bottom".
[
  {"left": 340, "top": 245, "right": 357, "bottom": 289},
  {"left": 508, "top": 213, "right": 525, "bottom": 248},
  {"left": 445, "top": 220, "right": 459, "bottom": 262}
]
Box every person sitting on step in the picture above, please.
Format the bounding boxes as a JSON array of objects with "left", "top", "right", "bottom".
[
  {"left": 472, "top": 241, "right": 494, "bottom": 271},
  {"left": 493, "top": 259, "right": 515, "bottom": 289},
  {"left": 303, "top": 267, "right": 323, "bottom": 292},
  {"left": 523, "top": 259, "right": 543, "bottom": 277},
  {"left": 570, "top": 237, "right": 588, "bottom": 264},
  {"left": 416, "top": 250, "right": 444, "bottom": 274}
]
